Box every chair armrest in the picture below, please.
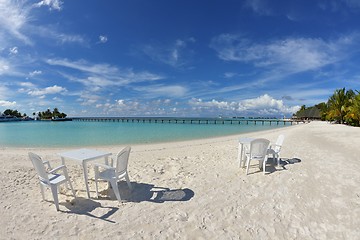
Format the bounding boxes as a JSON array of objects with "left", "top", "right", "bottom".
[
  {"left": 109, "top": 157, "right": 114, "bottom": 167},
  {"left": 93, "top": 163, "right": 115, "bottom": 170},
  {"left": 42, "top": 160, "right": 52, "bottom": 169},
  {"left": 267, "top": 148, "right": 276, "bottom": 154},
  {"left": 49, "top": 165, "right": 67, "bottom": 173}
]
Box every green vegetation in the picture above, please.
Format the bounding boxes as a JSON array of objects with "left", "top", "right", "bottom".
[
  {"left": 38, "top": 108, "right": 67, "bottom": 120},
  {"left": 2, "top": 109, "right": 25, "bottom": 117},
  {"left": 295, "top": 88, "right": 360, "bottom": 126},
  {"left": 1, "top": 108, "right": 67, "bottom": 120}
]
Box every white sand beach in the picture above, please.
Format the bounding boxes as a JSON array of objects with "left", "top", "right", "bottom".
[{"left": 0, "top": 121, "right": 359, "bottom": 239}]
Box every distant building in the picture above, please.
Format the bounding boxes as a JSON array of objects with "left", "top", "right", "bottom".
[{"left": 293, "top": 106, "right": 322, "bottom": 120}]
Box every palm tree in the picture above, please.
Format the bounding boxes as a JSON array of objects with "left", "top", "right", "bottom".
[
  {"left": 346, "top": 90, "right": 360, "bottom": 126},
  {"left": 326, "top": 88, "right": 355, "bottom": 124}
]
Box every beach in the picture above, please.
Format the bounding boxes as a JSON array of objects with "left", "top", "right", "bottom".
[{"left": 0, "top": 121, "right": 359, "bottom": 239}]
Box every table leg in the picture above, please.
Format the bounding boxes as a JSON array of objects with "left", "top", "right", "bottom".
[
  {"left": 238, "top": 142, "right": 242, "bottom": 167},
  {"left": 61, "top": 157, "right": 70, "bottom": 189},
  {"left": 241, "top": 144, "right": 245, "bottom": 168},
  {"left": 104, "top": 156, "right": 111, "bottom": 188},
  {"left": 82, "top": 161, "right": 91, "bottom": 199},
  {"left": 238, "top": 143, "right": 245, "bottom": 168}
]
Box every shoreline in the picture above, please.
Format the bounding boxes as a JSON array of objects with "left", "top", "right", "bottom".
[
  {"left": 1, "top": 122, "right": 297, "bottom": 150},
  {"left": 0, "top": 119, "right": 296, "bottom": 148},
  {"left": 1, "top": 121, "right": 359, "bottom": 239}
]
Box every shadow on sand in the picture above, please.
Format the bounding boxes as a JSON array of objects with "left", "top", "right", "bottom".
[
  {"left": 129, "top": 183, "right": 194, "bottom": 203},
  {"left": 247, "top": 157, "right": 302, "bottom": 175},
  {"left": 97, "top": 181, "right": 195, "bottom": 203},
  {"left": 61, "top": 197, "right": 119, "bottom": 223},
  {"left": 58, "top": 182, "right": 194, "bottom": 222},
  {"left": 265, "top": 157, "right": 302, "bottom": 174}
]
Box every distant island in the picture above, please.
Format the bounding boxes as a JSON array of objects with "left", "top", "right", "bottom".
[
  {"left": 0, "top": 108, "right": 71, "bottom": 122},
  {"left": 35, "top": 108, "right": 69, "bottom": 121}
]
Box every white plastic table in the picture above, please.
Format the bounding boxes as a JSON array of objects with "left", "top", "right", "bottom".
[
  {"left": 58, "top": 149, "right": 112, "bottom": 198},
  {"left": 237, "top": 137, "right": 255, "bottom": 168}
]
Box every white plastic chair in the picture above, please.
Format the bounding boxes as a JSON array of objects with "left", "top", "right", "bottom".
[
  {"left": 245, "top": 138, "right": 270, "bottom": 175},
  {"left": 28, "top": 152, "right": 76, "bottom": 211},
  {"left": 94, "top": 146, "right": 132, "bottom": 201},
  {"left": 267, "top": 134, "right": 285, "bottom": 167}
]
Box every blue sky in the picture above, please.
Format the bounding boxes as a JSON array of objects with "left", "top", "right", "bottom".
[{"left": 1, "top": 0, "right": 360, "bottom": 117}]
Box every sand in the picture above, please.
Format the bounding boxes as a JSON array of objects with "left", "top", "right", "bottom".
[{"left": 0, "top": 121, "right": 359, "bottom": 239}]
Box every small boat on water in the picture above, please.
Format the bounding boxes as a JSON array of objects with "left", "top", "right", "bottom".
[
  {"left": 0, "top": 115, "right": 22, "bottom": 122},
  {"left": 51, "top": 117, "right": 72, "bottom": 121}
]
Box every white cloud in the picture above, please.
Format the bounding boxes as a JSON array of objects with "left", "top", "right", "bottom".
[
  {"left": 75, "top": 91, "right": 102, "bottom": 106},
  {"left": 116, "top": 99, "right": 126, "bottom": 107},
  {"left": 47, "top": 58, "right": 164, "bottom": 89},
  {"left": 210, "top": 33, "right": 360, "bottom": 75},
  {"left": 29, "top": 70, "right": 42, "bottom": 77},
  {"left": 35, "top": 26, "right": 86, "bottom": 45},
  {"left": 0, "top": 0, "right": 84, "bottom": 47},
  {"left": 224, "top": 72, "right": 236, "bottom": 78},
  {"left": 141, "top": 38, "right": 195, "bottom": 68},
  {"left": 135, "top": 85, "right": 187, "bottom": 98},
  {"left": 243, "top": 0, "right": 273, "bottom": 16},
  {"left": 318, "top": 0, "right": 360, "bottom": 12},
  {"left": 0, "top": 85, "right": 11, "bottom": 99},
  {"left": 56, "top": 33, "right": 85, "bottom": 44},
  {"left": 343, "top": 0, "right": 360, "bottom": 8},
  {"left": 28, "top": 85, "right": 67, "bottom": 96},
  {"left": 0, "top": 59, "right": 10, "bottom": 75},
  {"left": 47, "top": 58, "right": 118, "bottom": 75},
  {"left": 0, "top": 100, "right": 16, "bottom": 107},
  {"left": 99, "top": 99, "right": 141, "bottom": 114},
  {"left": 34, "top": 0, "right": 63, "bottom": 11},
  {"left": 19, "top": 82, "right": 36, "bottom": 88},
  {"left": 189, "top": 94, "right": 300, "bottom": 116},
  {"left": 0, "top": 0, "right": 31, "bottom": 44},
  {"left": 99, "top": 35, "right": 108, "bottom": 43},
  {"left": 9, "top": 46, "right": 18, "bottom": 55}
]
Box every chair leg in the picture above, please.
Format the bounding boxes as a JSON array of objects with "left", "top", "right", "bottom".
[
  {"left": 109, "top": 180, "right": 121, "bottom": 201},
  {"left": 276, "top": 153, "right": 280, "bottom": 166},
  {"left": 263, "top": 156, "right": 268, "bottom": 174},
  {"left": 273, "top": 153, "right": 276, "bottom": 164},
  {"left": 263, "top": 159, "right": 266, "bottom": 174},
  {"left": 67, "top": 180, "right": 76, "bottom": 198},
  {"left": 95, "top": 179, "right": 99, "bottom": 199},
  {"left": 50, "top": 185, "right": 60, "bottom": 211},
  {"left": 39, "top": 183, "right": 45, "bottom": 200},
  {"left": 237, "top": 143, "right": 242, "bottom": 167},
  {"left": 246, "top": 157, "right": 251, "bottom": 175},
  {"left": 62, "top": 167, "right": 72, "bottom": 190},
  {"left": 125, "top": 174, "right": 132, "bottom": 190}
]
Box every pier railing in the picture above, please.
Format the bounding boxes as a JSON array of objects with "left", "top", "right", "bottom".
[{"left": 72, "top": 117, "right": 302, "bottom": 126}]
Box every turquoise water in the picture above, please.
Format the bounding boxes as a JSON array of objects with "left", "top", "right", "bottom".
[{"left": 0, "top": 120, "right": 291, "bottom": 147}]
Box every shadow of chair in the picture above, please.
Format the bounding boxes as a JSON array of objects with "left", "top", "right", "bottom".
[
  {"left": 248, "top": 157, "right": 302, "bottom": 175},
  {"left": 61, "top": 197, "right": 119, "bottom": 223},
  {"left": 279, "top": 157, "right": 302, "bottom": 166},
  {"left": 98, "top": 181, "right": 195, "bottom": 203}
]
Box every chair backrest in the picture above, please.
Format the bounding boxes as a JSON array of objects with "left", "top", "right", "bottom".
[
  {"left": 250, "top": 138, "right": 270, "bottom": 158},
  {"left": 274, "top": 134, "right": 285, "bottom": 152},
  {"left": 28, "top": 152, "right": 49, "bottom": 183},
  {"left": 116, "top": 146, "right": 131, "bottom": 174}
]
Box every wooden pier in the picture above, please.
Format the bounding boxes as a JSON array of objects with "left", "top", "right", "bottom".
[{"left": 72, "top": 117, "right": 302, "bottom": 126}]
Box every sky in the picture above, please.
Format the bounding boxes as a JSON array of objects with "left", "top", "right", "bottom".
[{"left": 1, "top": 0, "right": 360, "bottom": 118}]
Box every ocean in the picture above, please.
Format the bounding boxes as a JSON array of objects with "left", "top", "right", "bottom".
[{"left": 0, "top": 119, "right": 292, "bottom": 147}]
